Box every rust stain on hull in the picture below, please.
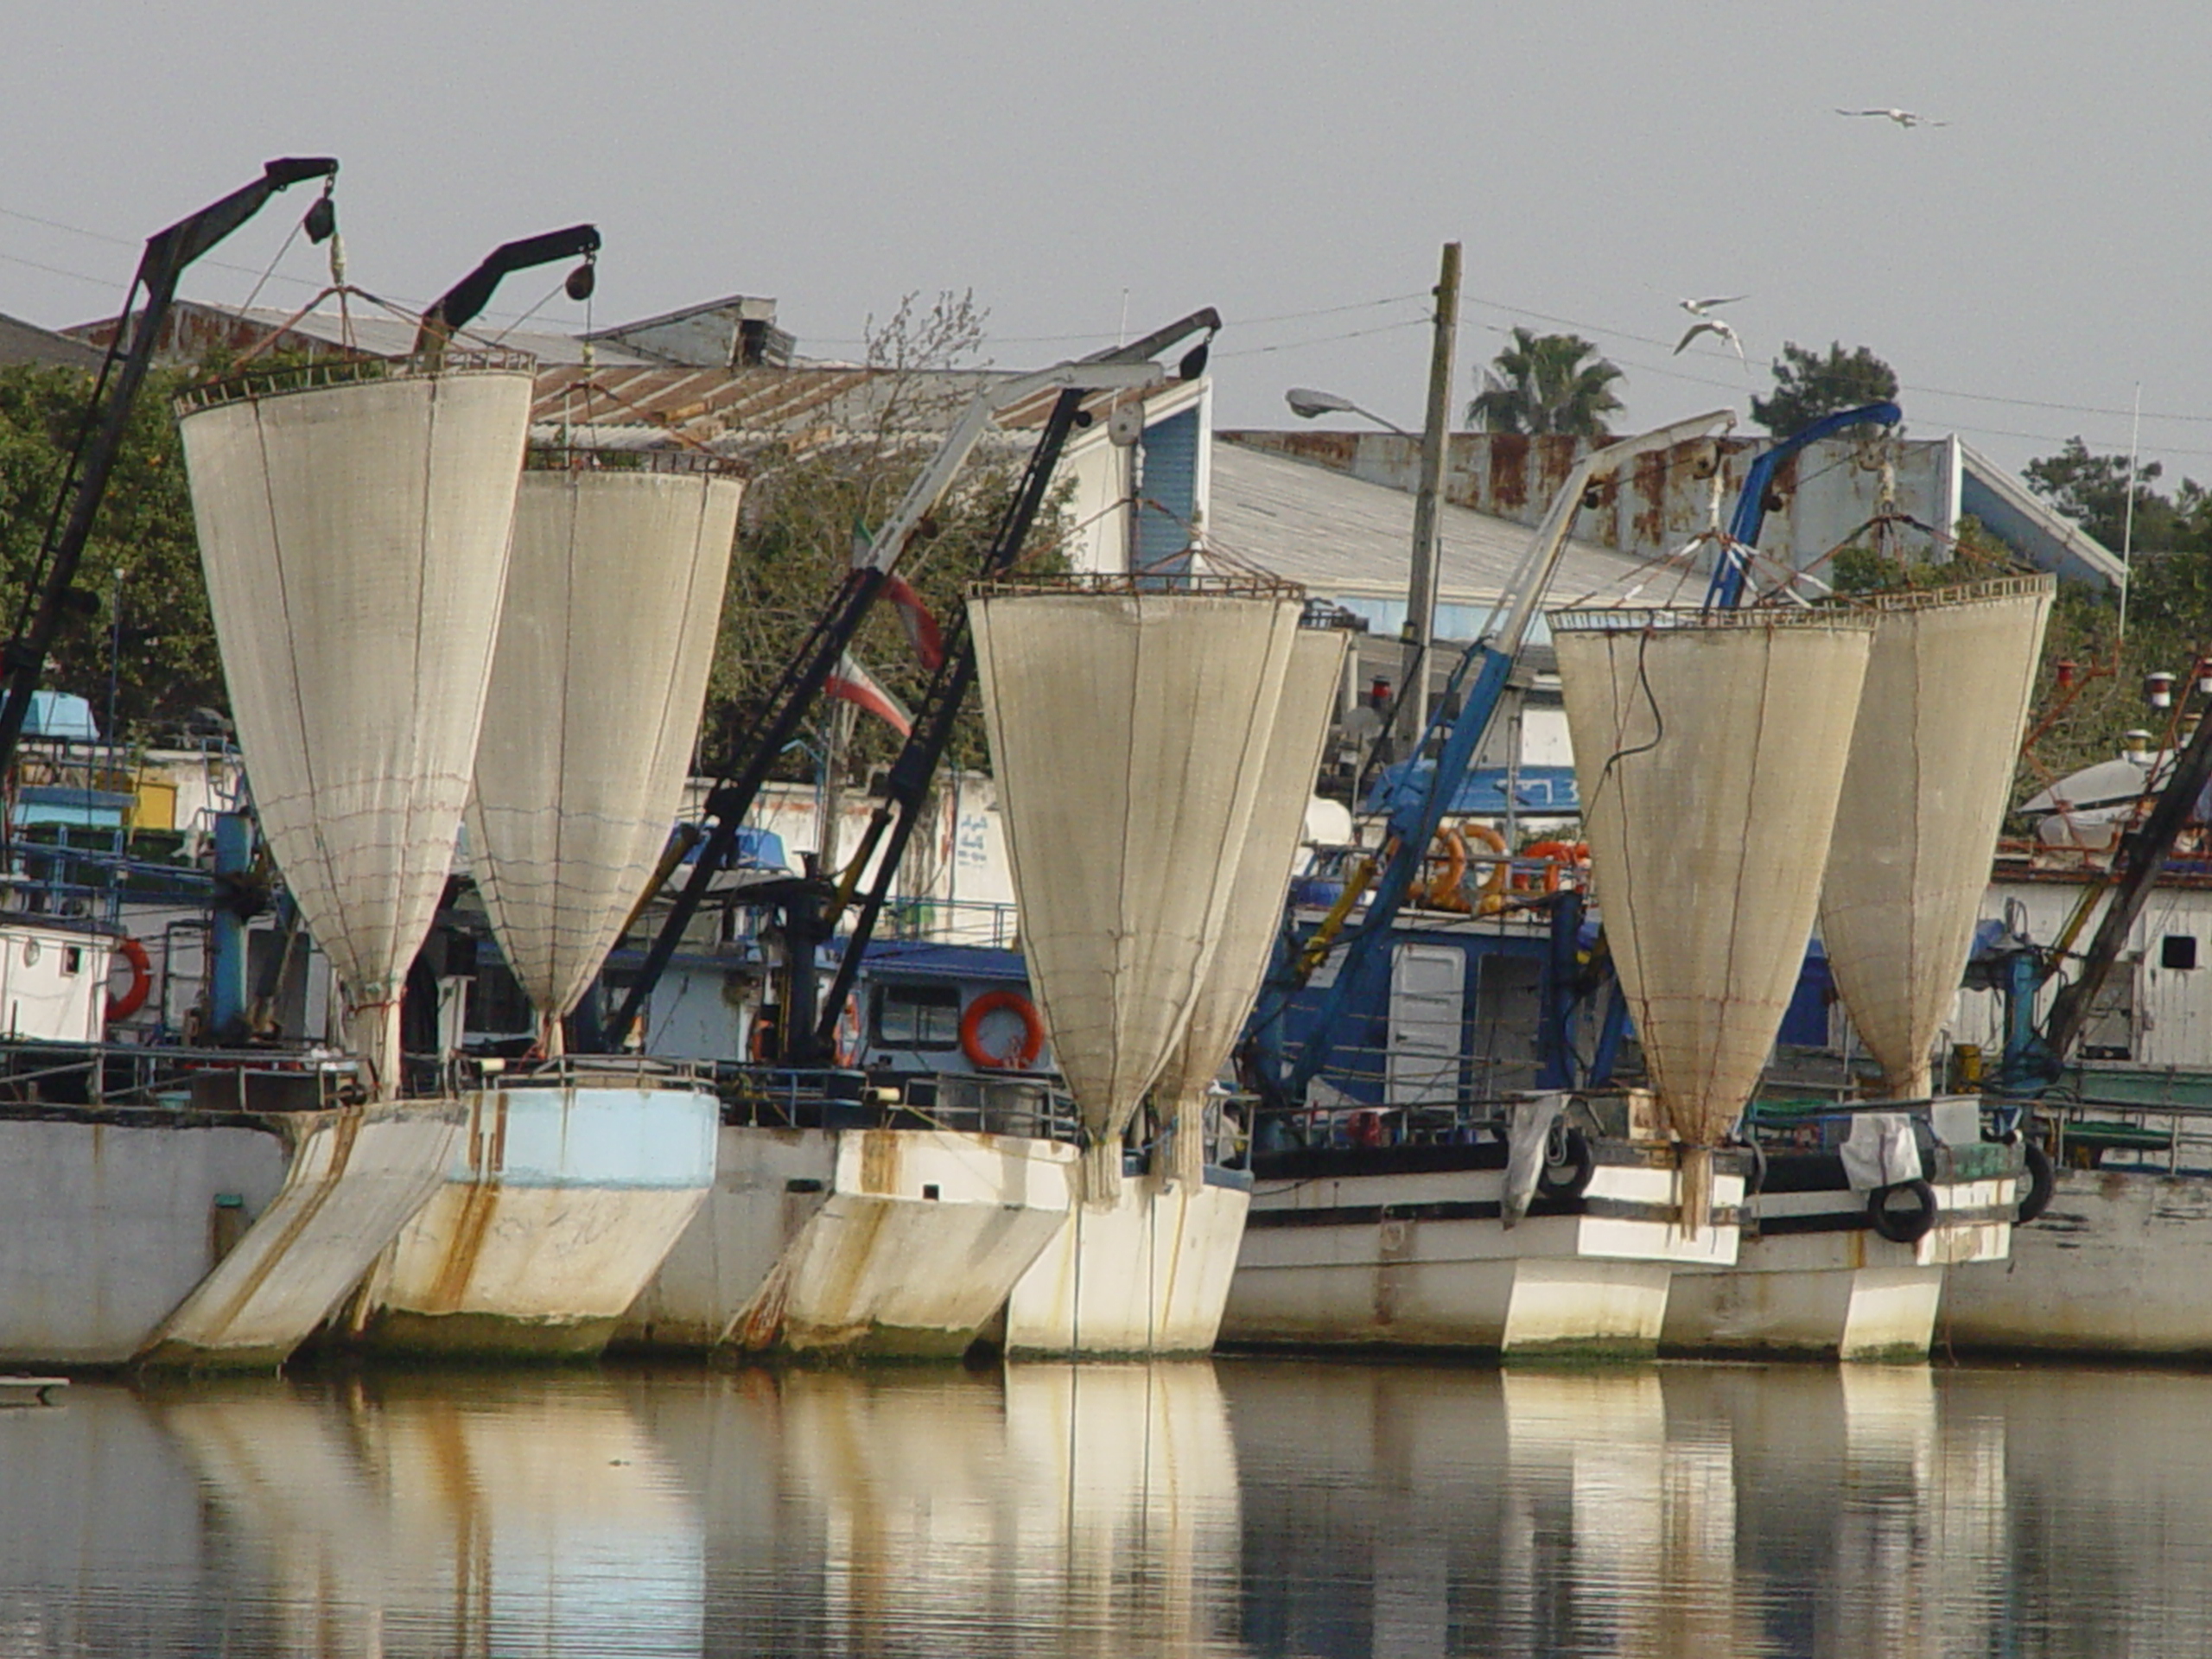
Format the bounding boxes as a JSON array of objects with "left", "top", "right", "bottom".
[{"left": 423, "top": 1094, "right": 509, "bottom": 1315}]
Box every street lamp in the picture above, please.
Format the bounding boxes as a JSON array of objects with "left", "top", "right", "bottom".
[{"left": 1285, "top": 386, "right": 1415, "bottom": 437}]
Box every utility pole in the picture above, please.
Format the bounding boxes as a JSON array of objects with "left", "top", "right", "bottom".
[{"left": 1396, "top": 240, "right": 1461, "bottom": 756}]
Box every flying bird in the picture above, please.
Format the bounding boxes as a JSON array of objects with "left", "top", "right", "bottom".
[
  {"left": 1836, "top": 107, "right": 1948, "bottom": 128},
  {"left": 1674, "top": 318, "right": 1745, "bottom": 362},
  {"left": 1678, "top": 295, "right": 1746, "bottom": 317}
]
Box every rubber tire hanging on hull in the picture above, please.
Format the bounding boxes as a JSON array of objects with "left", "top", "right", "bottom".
[
  {"left": 1868, "top": 1177, "right": 1941, "bottom": 1244},
  {"left": 2017, "top": 1141, "right": 2056, "bottom": 1224},
  {"left": 1536, "top": 1125, "right": 1596, "bottom": 1199}
]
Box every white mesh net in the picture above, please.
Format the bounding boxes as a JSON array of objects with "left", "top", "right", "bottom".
[
  {"left": 1553, "top": 609, "right": 1873, "bottom": 1157},
  {"left": 180, "top": 363, "right": 535, "bottom": 1093},
  {"left": 971, "top": 583, "right": 1305, "bottom": 1198},
  {"left": 1818, "top": 578, "right": 2053, "bottom": 1097},
  {"left": 466, "top": 462, "right": 743, "bottom": 1036}
]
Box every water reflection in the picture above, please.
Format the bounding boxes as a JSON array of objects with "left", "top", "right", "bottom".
[{"left": 12, "top": 1359, "right": 2212, "bottom": 1653}]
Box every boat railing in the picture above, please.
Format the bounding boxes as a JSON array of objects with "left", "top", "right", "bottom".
[
  {"left": 1254, "top": 1092, "right": 1517, "bottom": 1155},
  {"left": 473, "top": 1052, "right": 715, "bottom": 1092},
  {"left": 867, "top": 898, "right": 1022, "bottom": 950},
  {"left": 2027, "top": 1083, "right": 2212, "bottom": 1176},
  {"left": 0, "top": 1039, "right": 364, "bottom": 1112}
]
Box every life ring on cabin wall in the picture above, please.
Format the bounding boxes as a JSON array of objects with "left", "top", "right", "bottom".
[
  {"left": 1427, "top": 823, "right": 1509, "bottom": 912},
  {"left": 960, "top": 988, "right": 1046, "bottom": 1071},
  {"left": 105, "top": 936, "right": 152, "bottom": 1024},
  {"left": 833, "top": 995, "right": 864, "bottom": 1068}
]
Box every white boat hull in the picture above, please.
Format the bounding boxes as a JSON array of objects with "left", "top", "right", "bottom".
[
  {"left": 353, "top": 1084, "right": 716, "bottom": 1358},
  {"left": 1224, "top": 1150, "right": 1741, "bottom": 1357},
  {"left": 0, "top": 1100, "right": 459, "bottom": 1370},
  {"left": 1944, "top": 1167, "right": 2212, "bottom": 1357},
  {"left": 1001, "top": 1170, "right": 1250, "bottom": 1357},
  {"left": 621, "top": 1126, "right": 1077, "bottom": 1359},
  {"left": 1666, "top": 1164, "right": 2014, "bottom": 1360}
]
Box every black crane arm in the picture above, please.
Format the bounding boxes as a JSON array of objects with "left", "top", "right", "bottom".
[
  {"left": 0, "top": 156, "right": 340, "bottom": 783},
  {"left": 2045, "top": 704, "right": 2212, "bottom": 1062},
  {"left": 413, "top": 225, "right": 601, "bottom": 353}
]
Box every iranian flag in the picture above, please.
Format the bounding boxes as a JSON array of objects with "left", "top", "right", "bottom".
[{"left": 824, "top": 652, "right": 913, "bottom": 737}]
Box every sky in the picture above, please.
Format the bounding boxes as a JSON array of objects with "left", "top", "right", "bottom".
[{"left": 4, "top": 0, "right": 2207, "bottom": 489}]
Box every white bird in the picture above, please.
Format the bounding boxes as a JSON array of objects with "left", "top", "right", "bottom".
[
  {"left": 1836, "top": 106, "right": 1948, "bottom": 129},
  {"left": 1674, "top": 318, "right": 1745, "bottom": 362},
  {"left": 1678, "top": 295, "right": 1746, "bottom": 317}
]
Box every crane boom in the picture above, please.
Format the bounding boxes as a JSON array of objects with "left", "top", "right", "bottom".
[
  {"left": 1281, "top": 410, "right": 1733, "bottom": 1094},
  {"left": 0, "top": 156, "right": 339, "bottom": 785}
]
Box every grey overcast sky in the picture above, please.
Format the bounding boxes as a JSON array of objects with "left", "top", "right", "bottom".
[{"left": 4, "top": 1, "right": 2204, "bottom": 484}]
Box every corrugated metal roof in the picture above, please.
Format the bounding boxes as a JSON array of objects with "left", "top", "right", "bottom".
[{"left": 1205, "top": 441, "right": 1663, "bottom": 606}]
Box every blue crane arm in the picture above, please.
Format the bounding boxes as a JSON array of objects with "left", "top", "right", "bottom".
[
  {"left": 1281, "top": 410, "right": 1734, "bottom": 1096},
  {"left": 1704, "top": 402, "right": 1902, "bottom": 610}
]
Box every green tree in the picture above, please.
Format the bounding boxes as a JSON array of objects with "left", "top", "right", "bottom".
[
  {"left": 1465, "top": 328, "right": 1624, "bottom": 437},
  {"left": 2014, "top": 441, "right": 2212, "bottom": 779},
  {"left": 0, "top": 360, "right": 223, "bottom": 740},
  {"left": 1751, "top": 341, "right": 1899, "bottom": 438},
  {"left": 2023, "top": 436, "right": 2176, "bottom": 552}
]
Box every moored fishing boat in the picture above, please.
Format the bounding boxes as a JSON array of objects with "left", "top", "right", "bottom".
[
  {"left": 976, "top": 574, "right": 1306, "bottom": 1356},
  {"left": 1227, "top": 416, "right": 1808, "bottom": 1358},
  {"left": 347, "top": 452, "right": 741, "bottom": 1357},
  {"left": 1665, "top": 576, "right": 2052, "bottom": 1359}
]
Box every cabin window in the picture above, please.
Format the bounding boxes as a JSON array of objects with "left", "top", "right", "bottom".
[
  {"left": 60, "top": 947, "right": 80, "bottom": 976},
  {"left": 2164, "top": 935, "right": 2199, "bottom": 971},
  {"left": 872, "top": 983, "right": 963, "bottom": 1049}
]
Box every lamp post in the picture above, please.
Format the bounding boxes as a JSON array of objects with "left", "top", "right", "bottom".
[
  {"left": 1282, "top": 241, "right": 1462, "bottom": 759},
  {"left": 1285, "top": 386, "right": 1414, "bottom": 436}
]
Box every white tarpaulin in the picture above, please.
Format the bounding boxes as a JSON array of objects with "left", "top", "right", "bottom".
[
  {"left": 971, "top": 584, "right": 1303, "bottom": 1198},
  {"left": 179, "top": 363, "right": 534, "bottom": 1094},
  {"left": 1819, "top": 577, "right": 2052, "bottom": 1098},
  {"left": 467, "top": 462, "right": 743, "bottom": 1039},
  {"left": 1553, "top": 607, "right": 1873, "bottom": 1224},
  {"left": 1151, "top": 626, "right": 1347, "bottom": 1175}
]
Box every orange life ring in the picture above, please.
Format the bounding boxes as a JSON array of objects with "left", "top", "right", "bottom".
[
  {"left": 833, "top": 995, "right": 864, "bottom": 1068},
  {"left": 105, "top": 936, "right": 151, "bottom": 1024},
  {"left": 1426, "top": 823, "right": 1508, "bottom": 912},
  {"left": 960, "top": 988, "right": 1046, "bottom": 1071},
  {"left": 1509, "top": 838, "right": 1588, "bottom": 895}
]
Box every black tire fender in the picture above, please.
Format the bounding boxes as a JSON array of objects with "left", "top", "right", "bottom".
[
  {"left": 1868, "top": 1178, "right": 1941, "bottom": 1245},
  {"left": 1536, "top": 1124, "right": 1596, "bottom": 1200},
  {"left": 2017, "top": 1141, "right": 2056, "bottom": 1225}
]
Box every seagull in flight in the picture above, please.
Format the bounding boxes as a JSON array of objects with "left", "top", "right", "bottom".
[
  {"left": 1836, "top": 106, "right": 1948, "bottom": 128},
  {"left": 1678, "top": 295, "right": 1747, "bottom": 317},
  {"left": 1675, "top": 318, "right": 1745, "bottom": 362}
]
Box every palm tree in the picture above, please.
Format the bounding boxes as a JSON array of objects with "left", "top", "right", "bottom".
[{"left": 1466, "top": 328, "right": 1625, "bottom": 437}]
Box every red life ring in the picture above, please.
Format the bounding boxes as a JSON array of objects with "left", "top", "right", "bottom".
[
  {"left": 105, "top": 936, "right": 152, "bottom": 1024},
  {"left": 960, "top": 988, "right": 1046, "bottom": 1071}
]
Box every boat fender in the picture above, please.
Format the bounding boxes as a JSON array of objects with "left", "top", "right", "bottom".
[
  {"left": 833, "top": 995, "right": 864, "bottom": 1068},
  {"left": 105, "top": 936, "right": 152, "bottom": 1024},
  {"left": 1535, "top": 1124, "right": 1596, "bottom": 1199},
  {"left": 1868, "top": 1178, "right": 1941, "bottom": 1244},
  {"left": 2017, "top": 1141, "right": 2056, "bottom": 1225},
  {"left": 1738, "top": 1138, "right": 1768, "bottom": 1199},
  {"left": 959, "top": 988, "right": 1046, "bottom": 1071}
]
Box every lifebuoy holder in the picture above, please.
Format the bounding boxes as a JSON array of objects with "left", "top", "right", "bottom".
[
  {"left": 960, "top": 988, "right": 1046, "bottom": 1071},
  {"left": 105, "top": 936, "right": 152, "bottom": 1024}
]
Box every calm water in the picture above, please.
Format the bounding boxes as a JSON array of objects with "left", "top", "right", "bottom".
[{"left": 0, "top": 1357, "right": 2207, "bottom": 1656}]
